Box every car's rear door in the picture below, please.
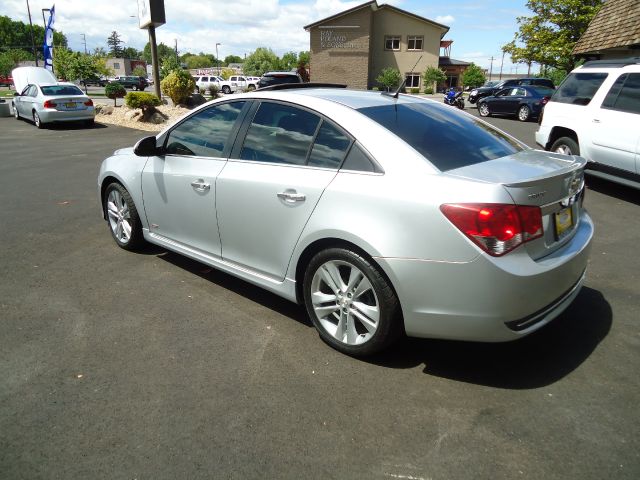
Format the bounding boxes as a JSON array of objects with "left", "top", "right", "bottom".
[
  {"left": 140, "top": 100, "right": 248, "bottom": 256},
  {"left": 589, "top": 72, "right": 640, "bottom": 173},
  {"left": 216, "top": 101, "right": 352, "bottom": 281}
]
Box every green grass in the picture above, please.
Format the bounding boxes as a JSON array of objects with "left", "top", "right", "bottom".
[{"left": 0, "top": 90, "right": 15, "bottom": 98}]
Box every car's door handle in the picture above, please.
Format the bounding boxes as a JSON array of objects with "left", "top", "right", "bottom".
[
  {"left": 190, "top": 179, "right": 210, "bottom": 191},
  {"left": 277, "top": 191, "right": 306, "bottom": 203}
]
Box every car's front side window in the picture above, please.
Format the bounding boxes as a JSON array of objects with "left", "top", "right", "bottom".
[
  {"left": 601, "top": 73, "right": 640, "bottom": 115},
  {"left": 165, "top": 101, "right": 246, "bottom": 157},
  {"left": 552, "top": 72, "right": 608, "bottom": 106},
  {"left": 240, "top": 102, "right": 320, "bottom": 165}
]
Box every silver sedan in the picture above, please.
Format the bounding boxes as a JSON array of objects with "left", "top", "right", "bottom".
[
  {"left": 13, "top": 82, "right": 95, "bottom": 128},
  {"left": 98, "top": 87, "right": 593, "bottom": 356}
]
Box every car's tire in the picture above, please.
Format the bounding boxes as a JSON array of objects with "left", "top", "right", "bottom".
[
  {"left": 33, "top": 111, "right": 43, "bottom": 128},
  {"left": 517, "top": 105, "right": 531, "bottom": 122},
  {"left": 478, "top": 102, "right": 490, "bottom": 117},
  {"left": 551, "top": 136, "right": 580, "bottom": 156},
  {"left": 13, "top": 104, "right": 19, "bottom": 120},
  {"left": 222, "top": 85, "right": 231, "bottom": 94},
  {"left": 247, "top": 84, "right": 256, "bottom": 91},
  {"left": 303, "top": 248, "right": 402, "bottom": 356},
  {"left": 104, "top": 182, "right": 145, "bottom": 251}
]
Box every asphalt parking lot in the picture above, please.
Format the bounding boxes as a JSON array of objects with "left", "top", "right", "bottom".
[{"left": 0, "top": 112, "right": 639, "bottom": 479}]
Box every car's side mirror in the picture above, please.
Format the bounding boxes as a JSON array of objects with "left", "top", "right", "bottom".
[
  {"left": 133, "top": 135, "right": 162, "bottom": 156},
  {"left": 13, "top": 92, "right": 19, "bottom": 96}
]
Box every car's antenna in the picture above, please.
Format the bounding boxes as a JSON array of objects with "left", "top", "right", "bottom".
[{"left": 382, "top": 55, "right": 423, "bottom": 99}]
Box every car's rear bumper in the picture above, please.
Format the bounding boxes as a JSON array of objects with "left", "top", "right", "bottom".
[
  {"left": 377, "top": 210, "right": 594, "bottom": 342},
  {"left": 39, "top": 108, "right": 95, "bottom": 123}
]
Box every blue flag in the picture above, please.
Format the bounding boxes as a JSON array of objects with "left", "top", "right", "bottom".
[{"left": 43, "top": 5, "right": 55, "bottom": 72}]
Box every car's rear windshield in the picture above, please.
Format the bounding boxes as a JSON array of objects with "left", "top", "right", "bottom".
[
  {"left": 551, "top": 72, "right": 608, "bottom": 105},
  {"left": 531, "top": 86, "right": 555, "bottom": 96},
  {"left": 263, "top": 75, "right": 299, "bottom": 85},
  {"left": 41, "top": 85, "right": 84, "bottom": 96},
  {"left": 357, "top": 101, "right": 524, "bottom": 171}
]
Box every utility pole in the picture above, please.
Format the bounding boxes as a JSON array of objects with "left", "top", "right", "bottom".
[
  {"left": 488, "top": 56, "right": 495, "bottom": 81},
  {"left": 175, "top": 38, "right": 178, "bottom": 63},
  {"left": 25, "top": 0, "right": 38, "bottom": 66},
  {"left": 81, "top": 34, "right": 87, "bottom": 54},
  {"left": 216, "top": 43, "right": 221, "bottom": 76},
  {"left": 499, "top": 50, "right": 506, "bottom": 80}
]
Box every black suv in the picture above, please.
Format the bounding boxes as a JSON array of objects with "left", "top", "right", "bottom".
[
  {"left": 257, "top": 72, "right": 303, "bottom": 89},
  {"left": 114, "top": 76, "right": 148, "bottom": 91},
  {"left": 469, "top": 78, "right": 554, "bottom": 104}
]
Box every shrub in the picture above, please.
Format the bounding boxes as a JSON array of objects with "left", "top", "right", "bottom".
[
  {"left": 160, "top": 69, "right": 196, "bottom": 105},
  {"left": 209, "top": 84, "right": 220, "bottom": 99},
  {"left": 220, "top": 68, "right": 234, "bottom": 80},
  {"left": 125, "top": 92, "right": 161, "bottom": 120},
  {"left": 105, "top": 82, "right": 126, "bottom": 106},
  {"left": 375, "top": 67, "right": 402, "bottom": 91},
  {"left": 410, "top": 87, "right": 419, "bottom": 94},
  {"left": 423, "top": 87, "right": 434, "bottom": 94}
]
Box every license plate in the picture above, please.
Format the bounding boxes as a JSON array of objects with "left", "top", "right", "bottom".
[
  {"left": 65, "top": 102, "right": 76, "bottom": 108},
  {"left": 555, "top": 207, "right": 573, "bottom": 238}
]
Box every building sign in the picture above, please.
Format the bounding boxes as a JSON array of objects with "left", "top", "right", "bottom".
[
  {"left": 320, "top": 30, "right": 361, "bottom": 49},
  {"left": 137, "top": 0, "right": 166, "bottom": 29}
]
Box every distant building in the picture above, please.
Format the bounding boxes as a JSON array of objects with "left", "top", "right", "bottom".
[
  {"left": 572, "top": 0, "right": 640, "bottom": 60},
  {"left": 105, "top": 58, "right": 148, "bottom": 76},
  {"left": 304, "top": 0, "right": 449, "bottom": 90},
  {"left": 438, "top": 40, "right": 470, "bottom": 90}
]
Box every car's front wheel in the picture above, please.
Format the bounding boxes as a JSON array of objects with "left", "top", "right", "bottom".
[
  {"left": 104, "top": 182, "right": 145, "bottom": 251},
  {"left": 303, "top": 248, "right": 402, "bottom": 356},
  {"left": 222, "top": 86, "right": 231, "bottom": 94},
  {"left": 478, "top": 102, "right": 490, "bottom": 117},
  {"left": 551, "top": 136, "right": 580, "bottom": 156},
  {"left": 517, "top": 105, "right": 531, "bottom": 122}
]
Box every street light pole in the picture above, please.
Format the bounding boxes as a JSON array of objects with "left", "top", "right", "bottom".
[{"left": 216, "top": 43, "right": 221, "bottom": 76}]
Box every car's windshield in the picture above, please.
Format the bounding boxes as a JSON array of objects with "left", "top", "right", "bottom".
[
  {"left": 40, "top": 85, "right": 84, "bottom": 96},
  {"left": 357, "top": 100, "right": 524, "bottom": 171}
]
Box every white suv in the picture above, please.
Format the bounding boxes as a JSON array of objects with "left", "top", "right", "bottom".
[{"left": 536, "top": 58, "right": 640, "bottom": 189}]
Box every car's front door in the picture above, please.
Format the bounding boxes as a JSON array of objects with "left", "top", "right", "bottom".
[
  {"left": 489, "top": 88, "right": 512, "bottom": 113},
  {"left": 216, "top": 101, "right": 352, "bottom": 281},
  {"left": 140, "top": 101, "right": 248, "bottom": 256},
  {"left": 504, "top": 87, "right": 527, "bottom": 114},
  {"left": 590, "top": 73, "right": 640, "bottom": 173},
  {"left": 15, "top": 85, "right": 35, "bottom": 116}
]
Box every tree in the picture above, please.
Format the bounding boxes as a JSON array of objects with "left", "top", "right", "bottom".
[
  {"left": 107, "top": 31, "right": 124, "bottom": 57},
  {"left": 0, "top": 49, "right": 32, "bottom": 76},
  {"left": 183, "top": 54, "right": 213, "bottom": 69},
  {"left": 93, "top": 47, "right": 106, "bottom": 57},
  {"left": 105, "top": 82, "right": 126, "bottom": 106},
  {"left": 122, "top": 47, "right": 141, "bottom": 60},
  {"left": 423, "top": 66, "right": 447, "bottom": 93},
  {"left": 243, "top": 47, "right": 281, "bottom": 76},
  {"left": 298, "top": 51, "right": 310, "bottom": 67},
  {"left": 503, "top": 0, "right": 603, "bottom": 74},
  {"left": 224, "top": 54, "right": 243, "bottom": 65},
  {"left": 160, "top": 55, "right": 181, "bottom": 80},
  {"left": 142, "top": 42, "right": 175, "bottom": 63},
  {"left": 376, "top": 67, "right": 402, "bottom": 91},
  {"left": 0, "top": 15, "right": 67, "bottom": 60},
  {"left": 281, "top": 51, "right": 298, "bottom": 71},
  {"left": 462, "top": 63, "right": 486, "bottom": 88},
  {"left": 220, "top": 67, "right": 234, "bottom": 80},
  {"left": 132, "top": 65, "right": 147, "bottom": 77},
  {"left": 53, "top": 49, "right": 112, "bottom": 92}
]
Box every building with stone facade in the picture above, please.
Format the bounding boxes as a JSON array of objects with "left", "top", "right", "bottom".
[{"left": 304, "top": 1, "right": 449, "bottom": 90}]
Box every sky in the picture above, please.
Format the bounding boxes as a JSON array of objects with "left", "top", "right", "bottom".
[{"left": 3, "top": 0, "right": 536, "bottom": 75}]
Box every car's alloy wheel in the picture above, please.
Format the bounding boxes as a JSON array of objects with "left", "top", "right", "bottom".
[
  {"left": 479, "top": 103, "right": 490, "bottom": 117},
  {"left": 33, "top": 111, "right": 43, "bottom": 128},
  {"left": 222, "top": 86, "right": 231, "bottom": 94},
  {"left": 13, "top": 104, "right": 19, "bottom": 119},
  {"left": 303, "top": 248, "right": 401, "bottom": 356},
  {"left": 551, "top": 136, "right": 580, "bottom": 156},
  {"left": 518, "top": 105, "right": 531, "bottom": 122},
  {"left": 104, "top": 183, "right": 145, "bottom": 251}
]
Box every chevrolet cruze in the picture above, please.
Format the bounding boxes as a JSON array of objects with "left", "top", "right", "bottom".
[{"left": 99, "top": 86, "right": 593, "bottom": 356}]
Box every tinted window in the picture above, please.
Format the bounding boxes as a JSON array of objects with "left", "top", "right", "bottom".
[
  {"left": 358, "top": 101, "right": 524, "bottom": 171},
  {"left": 166, "top": 101, "right": 246, "bottom": 157},
  {"left": 260, "top": 75, "right": 300, "bottom": 87},
  {"left": 551, "top": 72, "right": 608, "bottom": 105},
  {"left": 530, "top": 86, "right": 555, "bottom": 97},
  {"left": 41, "top": 85, "right": 84, "bottom": 96},
  {"left": 602, "top": 73, "right": 640, "bottom": 114},
  {"left": 240, "top": 102, "right": 320, "bottom": 165},
  {"left": 308, "top": 122, "right": 351, "bottom": 169},
  {"left": 342, "top": 144, "right": 378, "bottom": 173}
]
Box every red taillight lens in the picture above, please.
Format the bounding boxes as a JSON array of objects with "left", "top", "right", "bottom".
[
  {"left": 440, "top": 203, "right": 543, "bottom": 256},
  {"left": 43, "top": 100, "right": 57, "bottom": 108},
  {"left": 84, "top": 99, "right": 93, "bottom": 106},
  {"left": 541, "top": 96, "right": 550, "bottom": 105}
]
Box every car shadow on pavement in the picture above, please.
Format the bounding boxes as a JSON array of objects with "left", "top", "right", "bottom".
[
  {"left": 367, "top": 287, "right": 612, "bottom": 389},
  {"left": 156, "top": 250, "right": 312, "bottom": 328},
  {"left": 43, "top": 122, "right": 108, "bottom": 131},
  {"left": 586, "top": 176, "right": 640, "bottom": 206}
]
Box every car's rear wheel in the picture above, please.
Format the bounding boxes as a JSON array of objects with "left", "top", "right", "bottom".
[
  {"left": 478, "top": 102, "right": 490, "bottom": 117},
  {"left": 222, "top": 86, "right": 231, "bottom": 94},
  {"left": 517, "top": 105, "right": 531, "bottom": 122},
  {"left": 247, "top": 84, "right": 255, "bottom": 91},
  {"left": 303, "top": 248, "right": 402, "bottom": 356},
  {"left": 33, "top": 111, "right": 43, "bottom": 128},
  {"left": 13, "top": 104, "right": 19, "bottom": 120},
  {"left": 104, "top": 182, "right": 145, "bottom": 251},
  {"left": 551, "top": 136, "right": 580, "bottom": 156}
]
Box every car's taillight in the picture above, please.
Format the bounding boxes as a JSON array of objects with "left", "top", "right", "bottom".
[
  {"left": 440, "top": 203, "right": 543, "bottom": 256},
  {"left": 541, "top": 96, "right": 550, "bottom": 105},
  {"left": 84, "top": 99, "right": 93, "bottom": 106},
  {"left": 43, "top": 100, "right": 57, "bottom": 108}
]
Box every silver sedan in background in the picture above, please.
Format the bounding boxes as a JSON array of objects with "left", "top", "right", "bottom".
[
  {"left": 98, "top": 86, "right": 593, "bottom": 356},
  {"left": 13, "top": 82, "right": 95, "bottom": 128}
]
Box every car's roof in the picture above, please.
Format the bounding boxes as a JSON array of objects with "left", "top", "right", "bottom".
[{"left": 268, "top": 87, "right": 427, "bottom": 110}]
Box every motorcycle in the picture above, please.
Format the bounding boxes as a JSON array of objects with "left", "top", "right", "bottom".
[{"left": 444, "top": 88, "right": 465, "bottom": 110}]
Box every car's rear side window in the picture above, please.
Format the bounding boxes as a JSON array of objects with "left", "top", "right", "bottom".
[
  {"left": 308, "top": 121, "right": 351, "bottom": 169},
  {"left": 601, "top": 73, "right": 640, "bottom": 115},
  {"left": 357, "top": 101, "right": 523, "bottom": 171},
  {"left": 551, "top": 72, "right": 608, "bottom": 106}
]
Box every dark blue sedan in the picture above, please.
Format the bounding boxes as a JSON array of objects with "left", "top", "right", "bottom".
[{"left": 477, "top": 85, "right": 554, "bottom": 122}]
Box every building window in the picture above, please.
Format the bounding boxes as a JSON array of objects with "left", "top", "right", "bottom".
[
  {"left": 407, "top": 36, "right": 423, "bottom": 51},
  {"left": 384, "top": 36, "right": 400, "bottom": 51},
  {"left": 113, "top": 62, "right": 120, "bottom": 69},
  {"left": 405, "top": 74, "right": 420, "bottom": 88}
]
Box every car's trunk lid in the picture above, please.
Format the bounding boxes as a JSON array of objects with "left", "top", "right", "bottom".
[
  {"left": 47, "top": 95, "right": 90, "bottom": 111},
  {"left": 446, "top": 149, "right": 587, "bottom": 259}
]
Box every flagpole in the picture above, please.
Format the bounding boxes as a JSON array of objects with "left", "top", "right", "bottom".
[{"left": 25, "top": 0, "right": 39, "bottom": 66}]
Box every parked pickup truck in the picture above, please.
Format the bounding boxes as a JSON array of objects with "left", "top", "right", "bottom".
[{"left": 217, "top": 75, "right": 259, "bottom": 94}]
